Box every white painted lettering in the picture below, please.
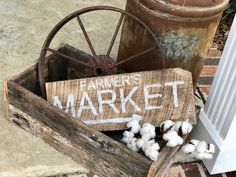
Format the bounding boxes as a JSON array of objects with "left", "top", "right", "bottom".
[
  {"left": 65, "top": 94, "right": 76, "bottom": 117},
  {"left": 104, "top": 78, "right": 113, "bottom": 88},
  {"left": 113, "top": 77, "right": 122, "bottom": 87},
  {"left": 165, "top": 81, "right": 184, "bottom": 107},
  {"left": 80, "top": 80, "right": 86, "bottom": 90},
  {"left": 77, "top": 92, "right": 97, "bottom": 117},
  {"left": 122, "top": 75, "right": 131, "bottom": 85},
  {"left": 97, "top": 90, "right": 119, "bottom": 113},
  {"left": 88, "top": 80, "right": 96, "bottom": 90},
  {"left": 120, "top": 87, "right": 141, "bottom": 113},
  {"left": 133, "top": 73, "right": 142, "bottom": 85},
  {"left": 144, "top": 84, "right": 163, "bottom": 110},
  {"left": 96, "top": 78, "right": 104, "bottom": 89},
  {"left": 52, "top": 96, "right": 63, "bottom": 109}
]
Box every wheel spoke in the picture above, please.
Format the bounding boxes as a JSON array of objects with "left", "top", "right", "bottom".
[
  {"left": 76, "top": 16, "right": 97, "bottom": 59},
  {"left": 46, "top": 48, "right": 93, "bottom": 69},
  {"left": 114, "top": 46, "right": 156, "bottom": 67},
  {"left": 106, "top": 13, "right": 124, "bottom": 56}
]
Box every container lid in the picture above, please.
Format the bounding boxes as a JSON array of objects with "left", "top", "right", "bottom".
[
  {"left": 161, "top": 0, "right": 225, "bottom": 7},
  {"left": 142, "top": 0, "right": 229, "bottom": 17}
]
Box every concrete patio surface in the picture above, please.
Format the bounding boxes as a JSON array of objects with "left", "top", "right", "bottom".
[{"left": 0, "top": 0, "right": 126, "bottom": 176}]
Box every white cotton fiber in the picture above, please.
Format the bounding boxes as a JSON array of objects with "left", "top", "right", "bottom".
[
  {"left": 196, "top": 141, "right": 207, "bottom": 153},
  {"left": 181, "top": 139, "right": 199, "bottom": 154},
  {"left": 151, "top": 143, "right": 160, "bottom": 151},
  {"left": 142, "top": 133, "right": 151, "bottom": 141},
  {"left": 136, "top": 138, "right": 145, "bottom": 149},
  {"left": 181, "top": 121, "right": 193, "bottom": 135},
  {"left": 122, "top": 131, "right": 134, "bottom": 143},
  {"left": 127, "top": 120, "right": 141, "bottom": 134},
  {"left": 182, "top": 143, "right": 196, "bottom": 154},
  {"left": 140, "top": 123, "right": 156, "bottom": 138},
  {"left": 127, "top": 138, "right": 139, "bottom": 152},
  {"left": 123, "top": 130, "right": 134, "bottom": 138},
  {"left": 143, "top": 142, "right": 160, "bottom": 161},
  {"left": 148, "top": 150, "right": 159, "bottom": 161},
  {"left": 160, "top": 120, "right": 175, "bottom": 132},
  {"left": 183, "top": 140, "right": 215, "bottom": 160},
  {"left": 195, "top": 152, "right": 213, "bottom": 160},
  {"left": 206, "top": 143, "right": 215, "bottom": 154},
  {"left": 163, "top": 130, "right": 183, "bottom": 147},
  {"left": 142, "top": 140, "right": 155, "bottom": 151},
  {"left": 172, "top": 121, "right": 182, "bottom": 132},
  {"left": 163, "top": 131, "right": 177, "bottom": 141},
  {"left": 190, "top": 139, "right": 200, "bottom": 146}
]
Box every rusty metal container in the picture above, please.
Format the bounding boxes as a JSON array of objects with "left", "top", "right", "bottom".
[{"left": 117, "top": 0, "right": 229, "bottom": 85}]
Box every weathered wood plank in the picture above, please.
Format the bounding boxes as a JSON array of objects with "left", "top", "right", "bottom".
[
  {"left": 46, "top": 68, "right": 196, "bottom": 131},
  {"left": 48, "top": 57, "right": 68, "bottom": 82},
  {"left": 147, "top": 137, "right": 188, "bottom": 177},
  {"left": 6, "top": 81, "right": 151, "bottom": 177},
  {"left": 3, "top": 80, "right": 10, "bottom": 119},
  {"left": 63, "top": 44, "right": 93, "bottom": 80}
]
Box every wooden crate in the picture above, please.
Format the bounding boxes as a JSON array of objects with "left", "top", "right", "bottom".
[{"left": 4, "top": 44, "right": 194, "bottom": 177}]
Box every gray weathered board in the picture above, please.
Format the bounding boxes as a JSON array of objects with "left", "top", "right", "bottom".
[{"left": 46, "top": 68, "right": 196, "bottom": 131}]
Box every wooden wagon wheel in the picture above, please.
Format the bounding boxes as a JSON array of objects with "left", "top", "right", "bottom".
[{"left": 38, "top": 6, "right": 164, "bottom": 98}]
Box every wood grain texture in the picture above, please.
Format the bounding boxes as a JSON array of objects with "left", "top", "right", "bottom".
[
  {"left": 3, "top": 45, "right": 194, "bottom": 177},
  {"left": 6, "top": 81, "right": 151, "bottom": 177},
  {"left": 46, "top": 68, "right": 196, "bottom": 131},
  {"left": 147, "top": 136, "right": 188, "bottom": 177}
]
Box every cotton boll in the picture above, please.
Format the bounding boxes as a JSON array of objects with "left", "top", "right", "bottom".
[
  {"left": 177, "top": 136, "right": 184, "bottom": 145},
  {"left": 163, "top": 131, "right": 183, "bottom": 147},
  {"left": 163, "top": 130, "right": 176, "bottom": 141},
  {"left": 144, "top": 143, "right": 159, "bottom": 161},
  {"left": 136, "top": 135, "right": 153, "bottom": 149},
  {"left": 149, "top": 130, "right": 156, "bottom": 139},
  {"left": 172, "top": 121, "right": 182, "bottom": 132},
  {"left": 163, "top": 130, "right": 178, "bottom": 141},
  {"left": 142, "top": 133, "right": 151, "bottom": 141},
  {"left": 181, "top": 121, "right": 193, "bottom": 135},
  {"left": 196, "top": 141, "right": 207, "bottom": 153},
  {"left": 195, "top": 152, "right": 213, "bottom": 160},
  {"left": 149, "top": 150, "right": 159, "bottom": 161},
  {"left": 206, "top": 143, "right": 215, "bottom": 154},
  {"left": 142, "top": 140, "right": 155, "bottom": 152},
  {"left": 140, "top": 126, "right": 150, "bottom": 136},
  {"left": 136, "top": 138, "right": 145, "bottom": 149},
  {"left": 127, "top": 120, "right": 141, "bottom": 134},
  {"left": 140, "top": 123, "right": 156, "bottom": 138},
  {"left": 122, "top": 131, "right": 134, "bottom": 143},
  {"left": 160, "top": 120, "right": 175, "bottom": 133},
  {"left": 190, "top": 139, "right": 200, "bottom": 146},
  {"left": 182, "top": 143, "right": 196, "bottom": 154},
  {"left": 123, "top": 131, "right": 134, "bottom": 138},
  {"left": 144, "top": 144, "right": 152, "bottom": 157},
  {"left": 121, "top": 137, "right": 129, "bottom": 144},
  {"left": 166, "top": 140, "right": 178, "bottom": 147},
  {"left": 182, "top": 139, "right": 199, "bottom": 153},
  {"left": 151, "top": 143, "right": 160, "bottom": 151},
  {"left": 163, "top": 131, "right": 178, "bottom": 147},
  {"left": 127, "top": 138, "right": 140, "bottom": 152},
  {"left": 145, "top": 142, "right": 160, "bottom": 153}
]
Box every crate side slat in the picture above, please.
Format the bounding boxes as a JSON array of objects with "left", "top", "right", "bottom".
[
  {"left": 147, "top": 137, "right": 187, "bottom": 177},
  {"left": 6, "top": 81, "right": 151, "bottom": 177}
]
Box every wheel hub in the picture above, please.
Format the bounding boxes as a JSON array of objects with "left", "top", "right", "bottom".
[{"left": 85, "top": 55, "right": 117, "bottom": 77}]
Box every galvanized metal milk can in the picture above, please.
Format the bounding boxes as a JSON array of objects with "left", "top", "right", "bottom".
[{"left": 117, "top": 0, "right": 229, "bottom": 85}]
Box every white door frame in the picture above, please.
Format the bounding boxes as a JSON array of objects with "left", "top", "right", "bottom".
[{"left": 191, "top": 15, "right": 236, "bottom": 174}]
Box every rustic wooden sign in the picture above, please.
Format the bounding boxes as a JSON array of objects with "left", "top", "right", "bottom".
[{"left": 46, "top": 68, "right": 196, "bottom": 131}]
